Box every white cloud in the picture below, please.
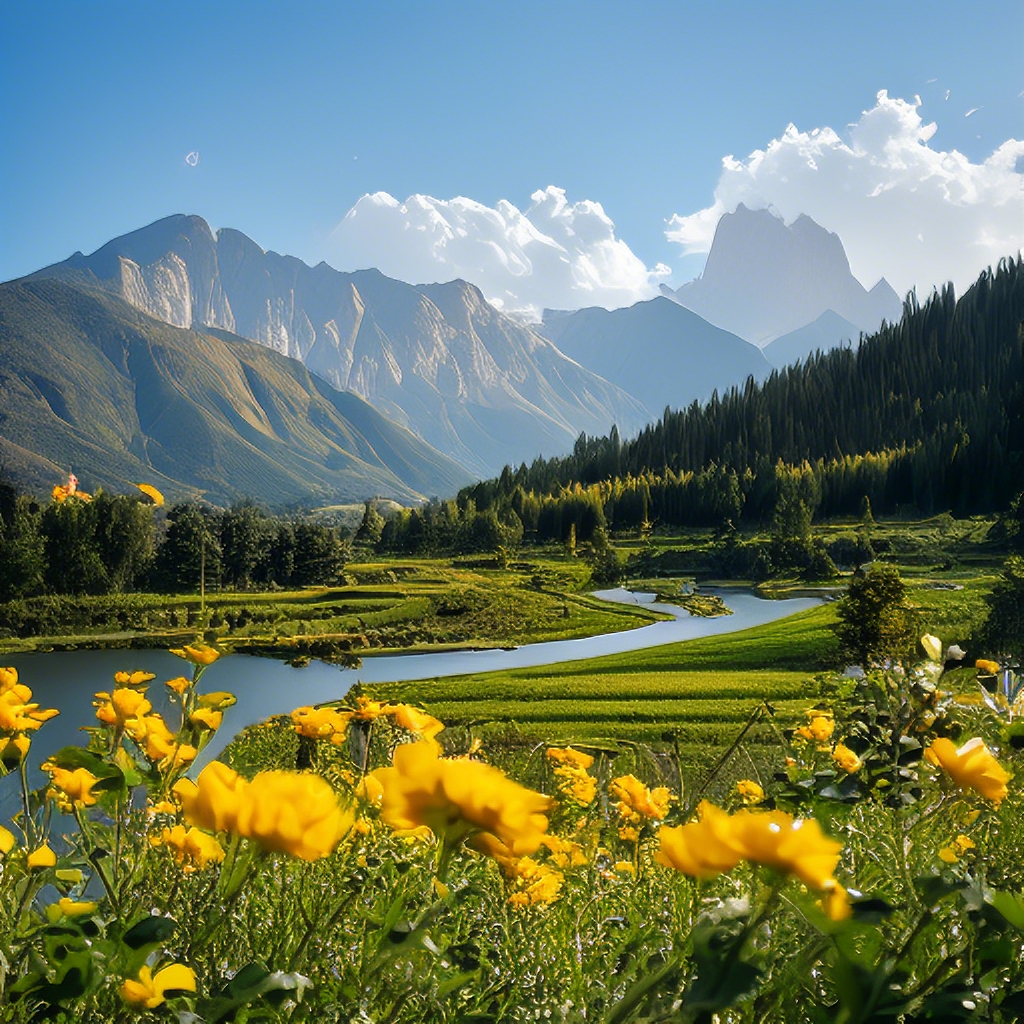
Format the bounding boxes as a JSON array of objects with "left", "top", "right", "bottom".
[
  {"left": 666, "top": 90, "right": 1024, "bottom": 295},
  {"left": 327, "top": 186, "right": 670, "bottom": 319}
]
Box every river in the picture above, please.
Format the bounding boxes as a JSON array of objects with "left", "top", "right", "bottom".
[{"left": 1, "top": 587, "right": 820, "bottom": 815}]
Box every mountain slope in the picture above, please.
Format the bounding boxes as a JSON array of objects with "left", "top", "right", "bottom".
[
  {"left": 0, "top": 278, "right": 470, "bottom": 506},
  {"left": 29, "top": 215, "right": 648, "bottom": 476},
  {"left": 663, "top": 205, "right": 902, "bottom": 346},
  {"left": 539, "top": 297, "right": 770, "bottom": 417},
  {"left": 761, "top": 310, "right": 862, "bottom": 368}
]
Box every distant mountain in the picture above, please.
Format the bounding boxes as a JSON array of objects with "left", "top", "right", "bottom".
[
  {"left": 761, "top": 310, "right": 862, "bottom": 368},
  {"left": 539, "top": 297, "right": 770, "bottom": 417},
  {"left": 662, "top": 205, "right": 902, "bottom": 346},
  {"left": 28, "top": 215, "right": 648, "bottom": 477},
  {"left": 0, "top": 278, "right": 471, "bottom": 506}
]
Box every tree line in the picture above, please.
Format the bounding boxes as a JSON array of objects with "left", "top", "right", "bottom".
[
  {"left": 0, "top": 478, "right": 349, "bottom": 600},
  {"left": 460, "top": 257, "right": 1023, "bottom": 523}
]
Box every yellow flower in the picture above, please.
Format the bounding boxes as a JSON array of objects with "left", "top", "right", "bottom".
[
  {"left": 975, "top": 659, "right": 1001, "bottom": 675},
  {"left": 938, "top": 834, "right": 976, "bottom": 864},
  {"left": 169, "top": 642, "right": 222, "bottom": 666},
  {"left": 507, "top": 857, "right": 563, "bottom": 907},
  {"left": 135, "top": 483, "right": 165, "bottom": 507},
  {"left": 350, "top": 695, "right": 389, "bottom": 721},
  {"left": 174, "top": 761, "right": 249, "bottom": 833},
  {"left": 796, "top": 712, "right": 834, "bottom": 745},
  {"left": 727, "top": 809, "right": 843, "bottom": 891},
  {"left": 46, "top": 899, "right": 100, "bottom": 922},
  {"left": 831, "top": 743, "right": 863, "bottom": 774},
  {"left": 43, "top": 763, "right": 99, "bottom": 809},
  {"left": 657, "top": 802, "right": 843, "bottom": 892},
  {"left": 386, "top": 703, "right": 445, "bottom": 740},
  {"left": 540, "top": 834, "right": 588, "bottom": 869},
  {"left": 114, "top": 670, "right": 156, "bottom": 688},
  {"left": 119, "top": 964, "right": 196, "bottom": 1009},
  {"left": 656, "top": 802, "right": 745, "bottom": 879},
  {"left": 28, "top": 844, "right": 57, "bottom": 869},
  {"left": 369, "top": 741, "right": 551, "bottom": 856},
  {"left": 819, "top": 884, "right": 852, "bottom": 921},
  {"left": 618, "top": 825, "right": 640, "bottom": 842},
  {"left": 291, "top": 705, "right": 351, "bottom": 743},
  {"left": 614, "top": 860, "right": 636, "bottom": 875},
  {"left": 0, "top": 825, "right": 15, "bottom": 854},
  {"left": 94, "top": 688, "right": 150, "bottom": 728},
  {"left": 0, "top": 667, "right": 20, "bottom": 693},
  {"left": 152, "top": 825, "right": 226, "bottom": 872},
  {"left": 735, "top": 779, "right": 765, "bottom": 804},
  {"left": 546, "top": 747, "right": 594, "bottom": 771},
  {"left": 175, "top": 761, "right": 353, "bottom": 860},
  {"left": 189, "top": 708, "right": 223, "bottom": 731},
  {"left": 165, "top": 676, "right": 190, "bottom": 695},
  {"left": 0, "top": 685, "right": 59, "bottom": 734},
  {"left": 925, "top": 737, "right": 1011, "bottom": 804},
  {"left": 609, "top": 775, "right": 672, "bottom": 822}
]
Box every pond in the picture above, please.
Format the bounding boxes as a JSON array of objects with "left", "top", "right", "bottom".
[{"left": 1, "top": 587, "right": 820, "bottom": 816}]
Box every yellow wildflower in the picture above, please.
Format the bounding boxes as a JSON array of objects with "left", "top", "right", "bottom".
[
  {"left": 114, "top": 670, "right": 156, "bottom": 688},
  {"left": 0, "top": 825, "right": 15, "bottom": 854},
  {"left": 796, "top": 712, "right": 834, "bottom": 745},
  {"left": 657, "top": 801, "right": 843, "bottom": 891},
  {"left": 386, "top": 703, "right": 445, "bottom": 740},
  {"left": 28, "top": 844, "right": 57, "bottom": 869},
  {"left": 197, "top": 691, "right": 236, "bottom": 710},
  {"left": 0, "top": 667, "right": 20, "bottom": 693},
  {"left": 656, "top": 801, "right": 745, "bottom": 879},
  {"left": 925, "top": 737, "right": 1011, "bottom": 805},
  {"left": 832, "top": 743, "right": 863, "bottom": 774},
  {"left": 618, "top": 825, "right": 640, "bottom": 842},
  {"left": 546, "top": 747, "right": 594, "bottom": 771},
  {"left": 369, "top": 740, "right": 551, "bottom": 856},
  {"left": 350, "top": 695, "right": 389, "bottom": 721},
  {"left": 614, "top": 860, "right": 636, "bottom": 875},
  {"left": 609, "top": 775, "right": 672, "bottom": 823},
  {"left": 938, "top": 834, "right": 976, "bottom": 863},
  {"left": 94, "top": 688, "right": 150, "bottom": 729},
  {"left": 175, "top": 761, "right": 353, "bottom": 861},
  {"left": 165, "top": 676, "right": 190, "bottom": 695},
  {"left": 540, "top": 834, "right": 588, "bottom": 869},
  {"left": 975, "top": 659, "right": 1001, "bottom": 675},
  {"left": 735, "top": 779, "right": 765, "bottom": 804},
  {"left": 0, "top": 684, "right": 59, "bottom": 734},
  {"left": 152, "top": 824, "right": 226, "bottom": 872},
  {"left": 43, "top": 763, "right": 99, "bottom": 810},
  {"left": 819, "top": 884, "right": 852, "bottom": 921},
  {"left": 46, "top": 899, "right": 100, "bottom": 922},
  {"left": 291, "top": 705, "right": 351, "bottom": 744},
  {"left": 189, "top": 708, "right": 223, "bottom": 731},
  {"left": 507, "top": 857, "right": 564, "bottom": 907},
  {"left": 169, "top": 642, "right": 222, "bottom": 667},
  {"left": 119, "top": 964, "right": 196, "bottom": 1009}
]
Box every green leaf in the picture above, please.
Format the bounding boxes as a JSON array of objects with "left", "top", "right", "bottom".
[
  {"left": 985, "top": 889, "right": 1024, "bottom": 931},
  {"left": 199, "top": 964, "right": 312, "bottom": 1023},
  {"left": 122, "top": 914, "right": 177, "bottom": 950}
]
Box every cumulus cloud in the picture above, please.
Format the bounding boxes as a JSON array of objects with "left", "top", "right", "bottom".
[
  {"left": 666, "top": 90, "right": 1024, "bottom": 295},
  {"left": 327, "top": 186, "right": 670, "bottom": 319}
]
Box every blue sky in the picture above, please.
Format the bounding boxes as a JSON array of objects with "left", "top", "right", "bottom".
[{"left": 2, "top": 0, "right": 1022, "bottom": 301}]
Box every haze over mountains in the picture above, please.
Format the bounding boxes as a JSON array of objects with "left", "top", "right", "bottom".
[
  {"left": 28, "top": 216, "right": 649, "bottom": 478},
  {"left": 661, "top": 205, "right": 902, "bottom": 348}
]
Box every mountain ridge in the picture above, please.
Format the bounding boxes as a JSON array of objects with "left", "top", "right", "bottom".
[
  {"left": 28, "top": 215, "right": 649, "bottom": 477},
  {"left": 0, "top": 277, "right": 471, "bottom": 506}
]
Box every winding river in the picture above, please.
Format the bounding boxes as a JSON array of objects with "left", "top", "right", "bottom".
[{"left": 1, "top": 588, "right": 820, "bottom": 815}]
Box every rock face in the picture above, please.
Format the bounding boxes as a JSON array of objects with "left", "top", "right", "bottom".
[
  {"left": 663, "top": 205, "right": 902, "bottom": 346},
  {"left": 32, "top": 215, "right": 648, "bottom": 477},
  {"left": 540, "top": 297, "right": 770, "bottom": 418},
  {"left": 761, "top": 310, "right": 863, "bottom": 369}
]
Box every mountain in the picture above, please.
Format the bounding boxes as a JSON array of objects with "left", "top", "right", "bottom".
[
  {"left": 662, "top": 205, "right": 902, "bottom": 346},
  {"left": 539, "top": 297, "right": 770, "bottom": 417},
  {"left": 761, "top": 310, "right": 862, "bottom": 368},
  {"left": 0, "top": 278, "right": 471, "bottom": 506},
  {"left": 28, "top": 215, "right": 648, "bottom": 477}
]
